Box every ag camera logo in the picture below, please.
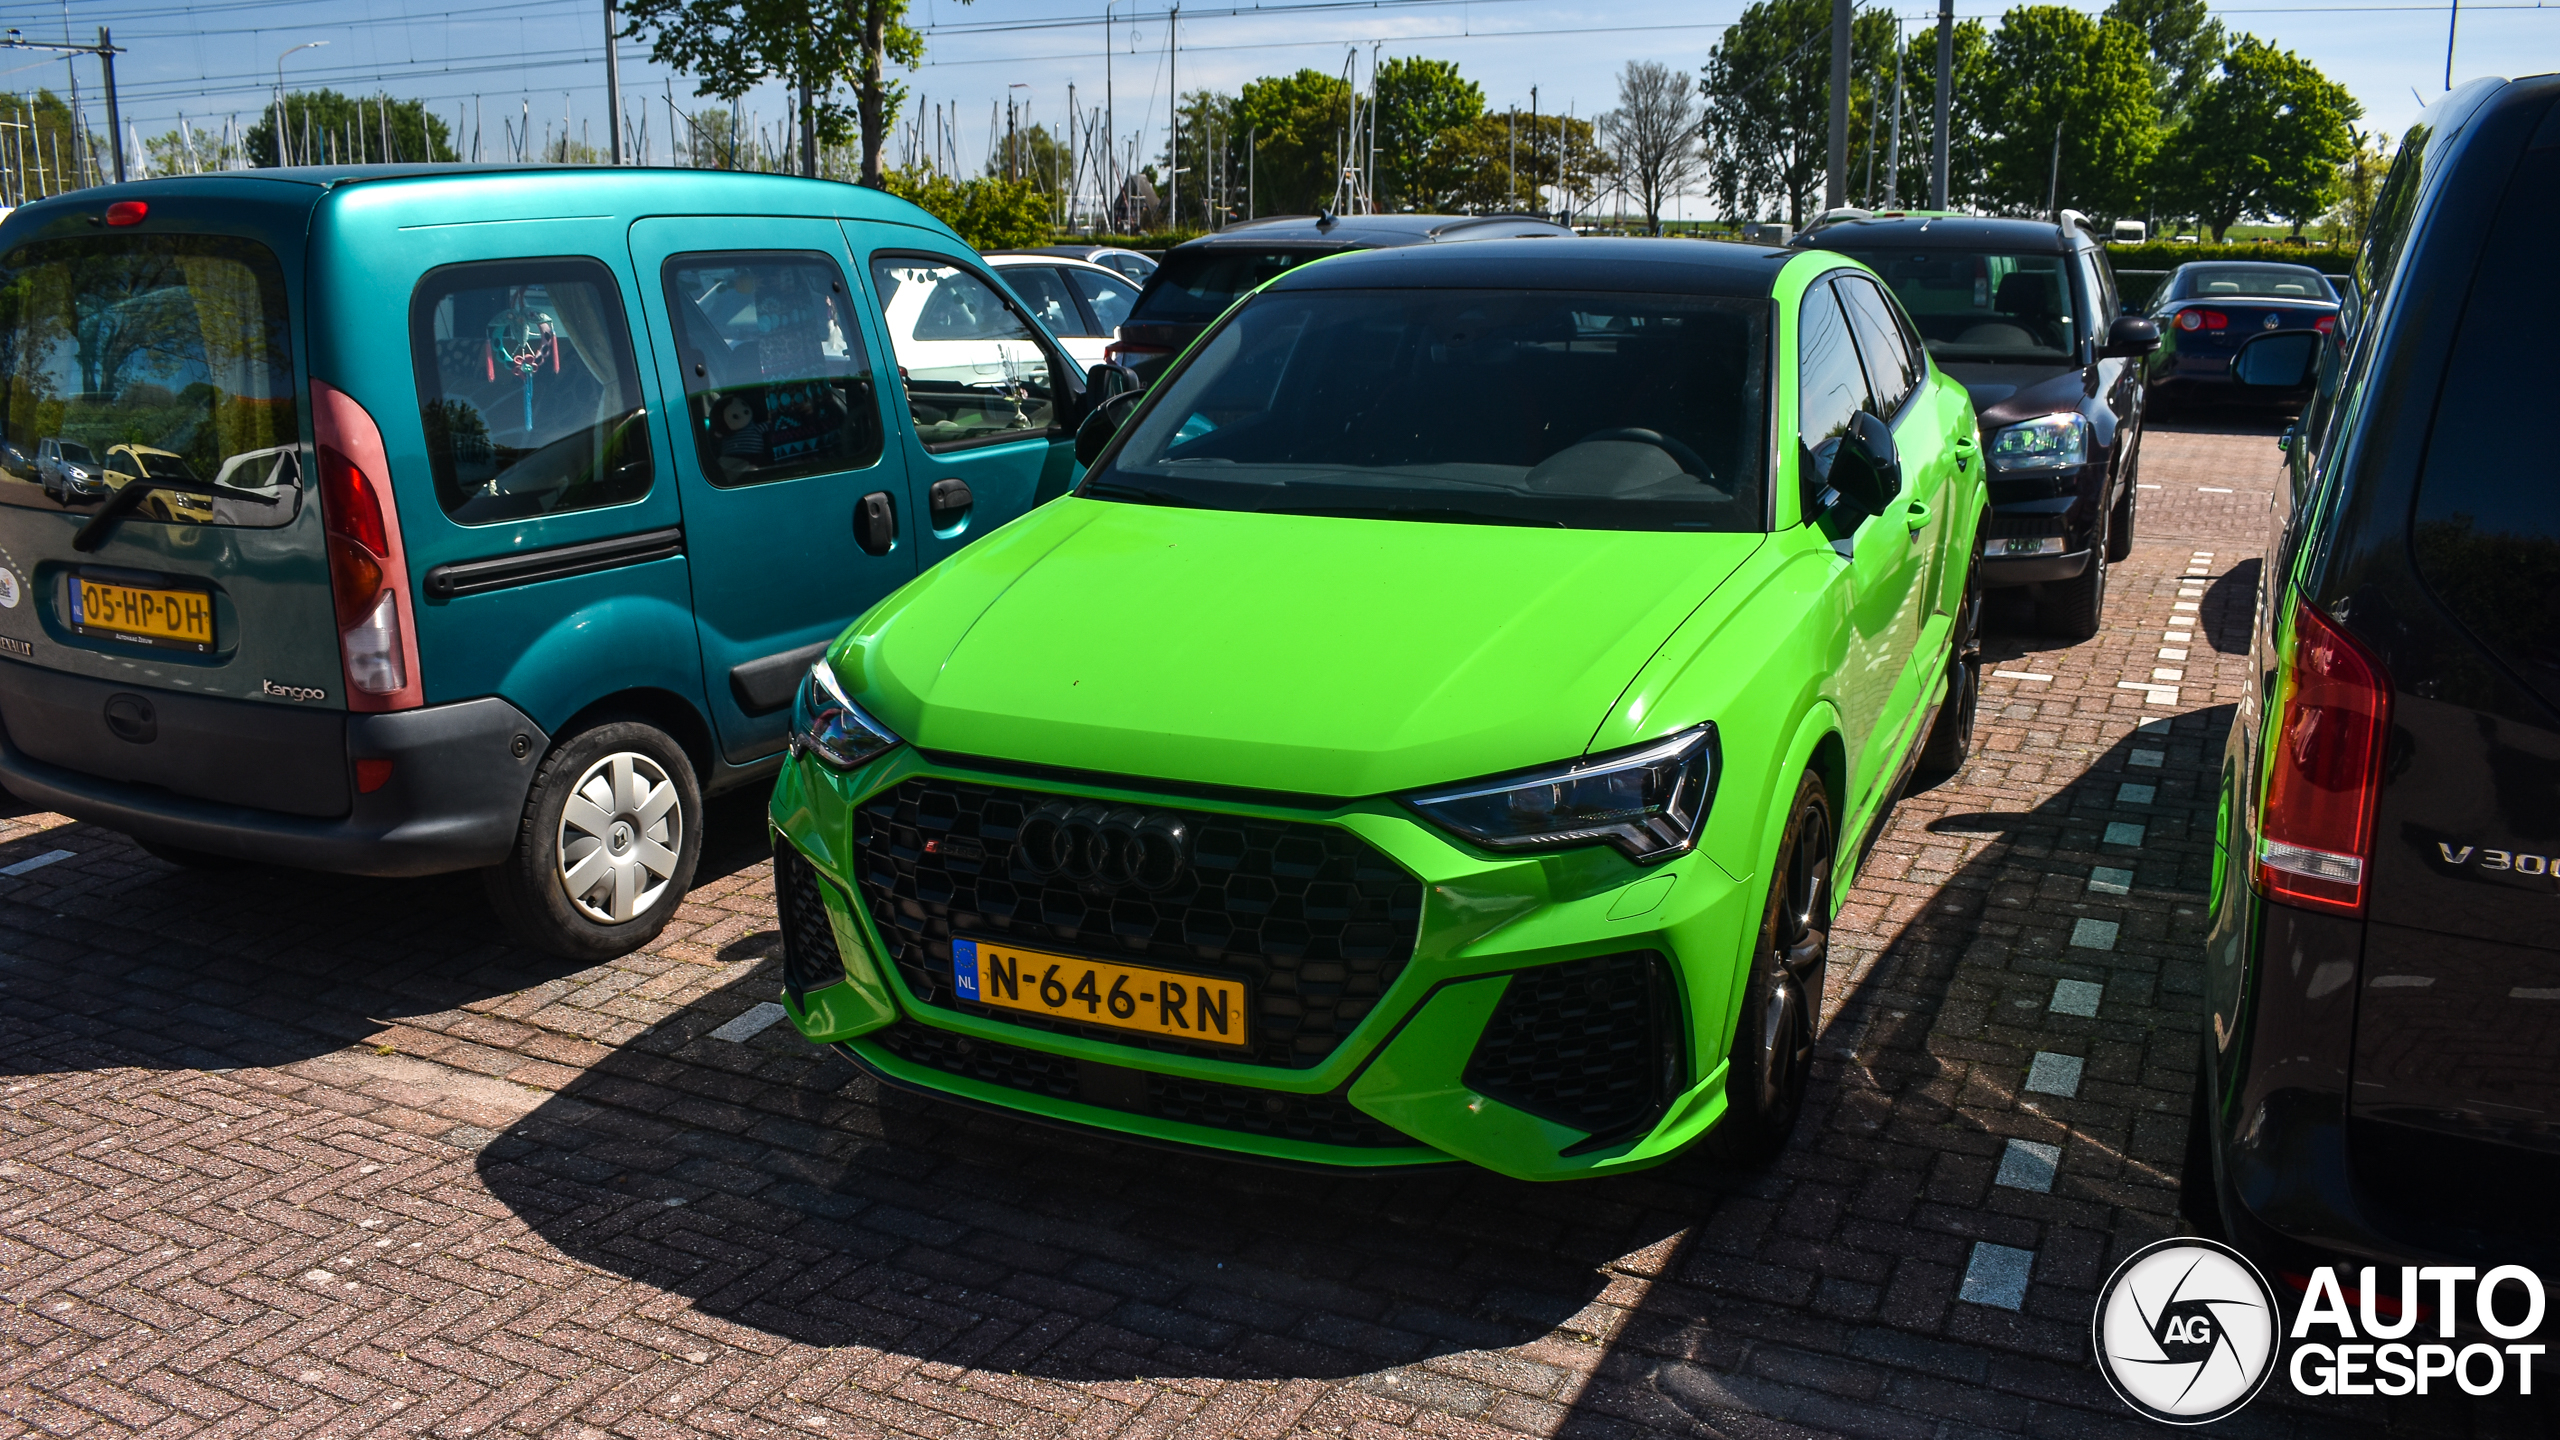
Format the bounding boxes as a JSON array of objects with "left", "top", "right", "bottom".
[{"left": 2093, "top": 1238, "right": 2279, "bottom": 1424}]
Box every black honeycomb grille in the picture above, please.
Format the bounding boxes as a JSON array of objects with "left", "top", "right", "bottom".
[
  {"left": 776, "top": 844, "right": 849, "bottom": 996},
  {"left": 1462, "top": 952, "right": 1682, "bottom": 1141},
  {"left": 853, "top": 776, "right": 1422, "bottom": 1067},
  {"left": 865, "top": 1022, "right": 1417, "bottom": 1149}
]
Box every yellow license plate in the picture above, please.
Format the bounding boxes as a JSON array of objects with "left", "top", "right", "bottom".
[
  {"left": 69, "top": 576, "right": 214, "bottom": 650},
  {"left": 952, "top": 938, "right": 1248, "bottom": 1048}
]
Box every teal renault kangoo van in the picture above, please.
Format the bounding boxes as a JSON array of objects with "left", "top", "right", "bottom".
[{"left": 0, "top": 166, "right": 1091, "bottom": 957}]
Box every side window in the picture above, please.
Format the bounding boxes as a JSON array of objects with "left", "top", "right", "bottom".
[
  {"left": 662, "top": 252, "right": 881, "bottom": 487},
  {"left": 2076, "top": 248, "right": 2116, "bottom": 325},
  {"left": 1000, "top": 265, "right": 1091, "bottom": 338},
  {"left": 410, "top": 258, "right": 652, "bottom": 525},
  {"left": 1798, "top": 283, "right": 1868, "bottom": 487},
  {"left": 1834, "top": 276, "right": 1918, "bottom": 417},
  {"left": 867, "top": 256, "right": 1058, "bottom": 450},
  {"left": 1065, "top": 266, "right": 1140, "bottom": 335}
]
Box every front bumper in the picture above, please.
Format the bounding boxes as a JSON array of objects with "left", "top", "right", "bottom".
[{"left": 771, "top": 746, "right": 1759, "bottom": 1181}]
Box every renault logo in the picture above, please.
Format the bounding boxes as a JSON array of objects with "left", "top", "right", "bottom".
[{"left": 1017, "top": 801, "right": 1192, "bottom": 891}]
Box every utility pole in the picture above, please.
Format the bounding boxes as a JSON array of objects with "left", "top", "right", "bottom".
[
  {"left": 1168, "top": 4, "right": 1178, "bottom": 229},
  {"left": 1931, "top": 0, "right": 1951, "bottom": 209},
  {"left": 1528, "top": 86, "right": 1538, "bottom": 217},
  {"left": 604, "top": 0, "right": 625, "bottom": 162},
  {"left": 1883, "top": 36, "right": 1904, "bottom": 208},
  {"left": 1, "top": 28, "right": 128, "bottom": 182},
  {"left": 2045, "top": 122, "right": 2062, "bottom": 219},
  {"left": 2444, "top": 0, "right": 2460, "bottom": 89},
  {"left": 1826, "top": 0, "right": 1850, "bottom": 211}
]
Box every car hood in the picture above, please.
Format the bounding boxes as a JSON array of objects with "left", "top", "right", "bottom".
[
  {"left": 1938, "top": 361, "right": 2095, "bottom": 427},
  {"left": 838, "top": 498, "right": 1765, "bottom": 798}
]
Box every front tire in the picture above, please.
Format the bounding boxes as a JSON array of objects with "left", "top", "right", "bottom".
[
  {"left": 2105, "top": 455, "right": 2139, "bottom": 564},
  {"left": 2036, "top": 527, "right": 2108, "bottom": 640},
  {"left": 483, "top": 719, "right": 703, "bottom": 960},
  {"left": 1916, "top": 557, "right": 1984, "bottom": 781},
  {"left": 1711, "top": 772, "right": 1833, "bottom": 1163}
]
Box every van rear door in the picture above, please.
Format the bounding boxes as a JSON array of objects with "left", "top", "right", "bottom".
[{"left": 0, "top": 202, "right": 351, "bottom": 816}]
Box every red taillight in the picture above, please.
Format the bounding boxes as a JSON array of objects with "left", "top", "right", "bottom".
[
  {"left": 310, "top": 380, "right": 421, "bottom": 711},
  {"left": 2315, "top": 315, "right": 2337, "bottom": 334},
  {"left": 104, "top": 200, "right": 147, "bottom": 226},
  {"left": 2202, "top": 310, "right": 2228, "bottom": 330},
  {"left": 2255, "top": 598, "right": 2391, "bottom": 914},
  {"left": 355, "top": 758, "right": 396, "bottom": 793}
]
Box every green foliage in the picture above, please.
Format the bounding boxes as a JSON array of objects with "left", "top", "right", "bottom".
[
  {"left": 1375, "top": 58, "right": 1485, "bottom": 211},
  {"left": 1233, "top": 69, "right": 1357, "bottom": 216},
  {"left": 885, "top": 167, "right": 1051, "bottom": 250},
  {"left": 2103, "top": 0, "right": 2226, "bottom": 118},
  {"left": 1699, "top": 0, "right": 1897, "bottom": 227},
  {"left": 1412, "top": 111, "right": 1606, "bottom": 213},
  {"left": 1977, "top": 7, "right": 2161, "bottom": 218},
  {"left": 143, "top": 123, "right": 242, "bottom": 177},
  {"left": 2322, "top": 132, "right": 2391, "bottom": 244},
  {"left": 0, "top": 91, "right": 106, "bottom": 198},
  {"left": 622, "top": 0, "right": 939, "bottom": 182},
  {"left": 1887, "top": 20, "right": 1996, "bottom": 209},
  {"left": 2154, "top": 36, "right": 2361, "bottom": 241},
  {"left": 246, "top": 89, "right": 458, "bottom": 168}
]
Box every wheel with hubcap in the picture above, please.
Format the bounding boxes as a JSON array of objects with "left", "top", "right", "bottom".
[
  {"left": 484, "top": 719, "right": 704, "bottom": 959},
  {"left": 1711, "top": 771, "right": 1834, "bottom": 1163},
  {"left": 1915, "top": 556, "right": 1984, "bottom": 781}
]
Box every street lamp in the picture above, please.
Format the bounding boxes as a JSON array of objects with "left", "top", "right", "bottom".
[{"left": 274, "top": 41, "right": 328, "bottom": 167}]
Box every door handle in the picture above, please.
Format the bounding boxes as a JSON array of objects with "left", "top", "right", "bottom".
[
  {"left": 928, "top": 476, "right": 973, "bottom": 529},
  {"left": 1905, "top": 500, "right": 1932, "bottom": 536},
  {"left": 854, "top": 491, "right": 896, "bottom": 556},
  {"left": 1952, "top": 436, "right": 1978, "bottom": 472}
]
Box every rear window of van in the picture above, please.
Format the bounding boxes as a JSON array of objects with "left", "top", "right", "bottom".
[{"left": 0, "top": 234, "right": 303, "bottom": 527}]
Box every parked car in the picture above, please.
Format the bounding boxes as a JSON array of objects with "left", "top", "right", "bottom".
[
  {"left": 1104, "top": 212, "right": 1574, "bottom": 385},
  {"left": 768, "top": 239, "right": 1987, "bottom": 1180},
  {"left": 0, "top": 166, "right": 1103, "bottom": 959},
  {"left": 984, "top": 253, "right": 1142, "bottom": 371},
  {"left": 1011, "top": 243, "right": 1156, "bottom": 285},
  {"left": 2144, "top": 260, "right": 2341, "bottom": 417},
  {"left": 1797, "top": 213, "right": 2157, "bottom": 638},
  {"left": 35, "top": 437, "right": 106, "bottom": 504},
  {"left": 2190, "top": 72, "right": 2560, "bottom": 1306}
]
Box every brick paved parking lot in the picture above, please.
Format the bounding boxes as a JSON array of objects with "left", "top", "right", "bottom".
[{"left": 0, "top": 421, "right": 2537, "bottom": 1439}]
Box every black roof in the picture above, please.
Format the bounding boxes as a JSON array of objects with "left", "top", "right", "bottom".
[
  {"left": 1176, "top": 213, "right": 1573, "bottom": 248},
  {"left": 1795, "top": 214, "right": 2080, "bottom": 252},
  {"left": 1265, "top": 237, "right": 1796, "bottom": 298}
]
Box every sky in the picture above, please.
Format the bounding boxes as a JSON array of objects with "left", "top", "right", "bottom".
[{"left": 5, "top": 0, "right": 2553, "bottom": 219}]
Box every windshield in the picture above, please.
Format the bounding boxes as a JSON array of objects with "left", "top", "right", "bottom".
[
  {"left": 1829, "top": 249, "right": 2083, "bottom": 361},
  {"left": 0, "top": 234, "right": 302, "bottom": 526},
  {"left": 1089, "top": 287, "right": 1768, "bottom": 531},
  {"left": 2171, "top": 264, "right": 2336, "bottom": 301},
  {"left": 1127, "top": 247, "right": 1344, "bottom": 325}
]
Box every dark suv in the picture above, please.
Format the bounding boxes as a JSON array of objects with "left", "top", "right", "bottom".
[
  {"left": 1105, "top": 213, "right": 1572, "bottom": 385},
  {"left": 1798, "top": 214, "right": 2157, "bottom": 638},
  {"left": 2192, "top": 72, "right": 2560, "bottom": 1308}
]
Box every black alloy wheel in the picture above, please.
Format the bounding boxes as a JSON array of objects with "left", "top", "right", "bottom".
[
  {"left": 1916, "top": 555, "right": 1985, "bottom": 780},
  {"left": 1711, "top": 772, "right": 1833, "bottom": 1162}
]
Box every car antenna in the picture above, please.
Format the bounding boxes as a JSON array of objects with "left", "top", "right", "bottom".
[{"left": 1315, "top": 209, "right": 1336, "bottom": 229}]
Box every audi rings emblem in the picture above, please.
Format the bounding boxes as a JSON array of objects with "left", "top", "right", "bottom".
[{"left": 1018, "top": 801, "right": 1192, "bottom": 891}]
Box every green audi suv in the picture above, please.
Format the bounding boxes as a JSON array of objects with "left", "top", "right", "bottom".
[{"left": 769, "top": 240, "right": 1985, "bottom": 1180}]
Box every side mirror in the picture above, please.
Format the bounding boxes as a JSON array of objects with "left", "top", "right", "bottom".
[
  {"left": 1825, "top": 411, "right": 1902, "bottom": 517},
  {"left": 2230, "top": 330, "right": 2320, "bottom": 392},
  {"left": 1075, "top": 390, "right": 1144, "bottom": 468},
  {"left": 2101, "top": 315, "right": 2160, "bottom": 358}
]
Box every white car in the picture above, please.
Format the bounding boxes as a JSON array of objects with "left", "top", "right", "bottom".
[{"left": 984, "top": 253, "right": 1143, "bottom": 372}]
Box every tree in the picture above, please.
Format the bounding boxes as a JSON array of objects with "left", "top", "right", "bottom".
[
  {"left": 885, "top": 168, "right": 1050, "bottom": 249},
  {"left": 244, "top": 90, "right": 457, "bottom": 169},
  {"left": 1162, "top": 91, "right": 1242, "bottom": 230},
  {"left": 1699, "top": 0, "right": 1895, "bottom": 227},
  {"left": 1233, "top": 69, "right": 1356, "bottom": 215},
  {"left": 1398, "top": 110, "right": 1606, "bottom": 214},
  {"left": 1601, "top": 61, "right": 1702, "bottom": 233},
  {"left": 144, "top": 122, "right": 242, "bottom": 176},
  {"left": 2321, "top": 129, "right": 2390, "bottom": 244},
  {"left": 1375, "top": 58, "right": 1483, "bottom": 211},
  {"left": 0, "top": 91, "right": 107, "bottom": 197},
  {"left": 1975, "top": 7, "right": 2160, "bottom": 219},
  {"left": 1888, "top": 20, "right": 1994, "bottom": 209},
  {"left": 622, "top": 0, "right": 931, "bottom": 185},
  {"left": 2104, "top": 0, "right": 2225, "bottom": 119},
  {"left": 2154, "top": 37, "right": 2359, "bottom": 240}
]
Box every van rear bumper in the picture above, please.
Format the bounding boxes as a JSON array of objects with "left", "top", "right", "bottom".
[{"left": 0, "top": 695, "right": 547, "bottom": 878}]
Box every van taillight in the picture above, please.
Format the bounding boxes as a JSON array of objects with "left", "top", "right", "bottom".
[
  {"left": 2255, "top": 597, "right": 2391, "bottom": 914},
  {"left": 310, "top": 380, "right": 421, "bottom": 711}
]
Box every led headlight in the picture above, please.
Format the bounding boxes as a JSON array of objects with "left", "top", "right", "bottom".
[
  {"left": 789, "top": 657, "right": 902, "bottom": 770},
  {"left": 1403, "top": 724, "right": 1717, "bottom": 863},
  {"left": 1987, "top": 413, "right": 2088, "bottom": 472}
]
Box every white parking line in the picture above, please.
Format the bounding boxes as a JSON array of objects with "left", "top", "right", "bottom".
[
  {"left": 0, "top": 850, "right": 73, "bottom": 877},
  {"left": 1993, "top": 670, "right": 2052, "bottom": 682},
  {"left": 709, "top": 1002, "right": 790, "bottom": 1043}
]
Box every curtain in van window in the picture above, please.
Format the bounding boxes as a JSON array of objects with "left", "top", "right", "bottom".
[
  {"left": 408, "top": 258, "right": 653, "bottom": 526},
  {"left": 0, "top": 234, "right": 301, "bottom": 527}
]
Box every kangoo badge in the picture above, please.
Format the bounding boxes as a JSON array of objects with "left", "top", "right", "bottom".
[{"left": 2093, "top": 1237, "right": 2280, "bottom": 1424}]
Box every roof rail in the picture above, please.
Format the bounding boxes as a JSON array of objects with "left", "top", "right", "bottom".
[{"left": 2059, "top": 208, "right": 2094, "bottom": 235}]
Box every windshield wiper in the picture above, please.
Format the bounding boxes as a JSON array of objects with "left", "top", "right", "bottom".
[
  {"left": 1264, "top": 503, "right": 1564, "bottom": 528},
  {"left": 72, "top": 477, "right": 217, "bottom": 552}
]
